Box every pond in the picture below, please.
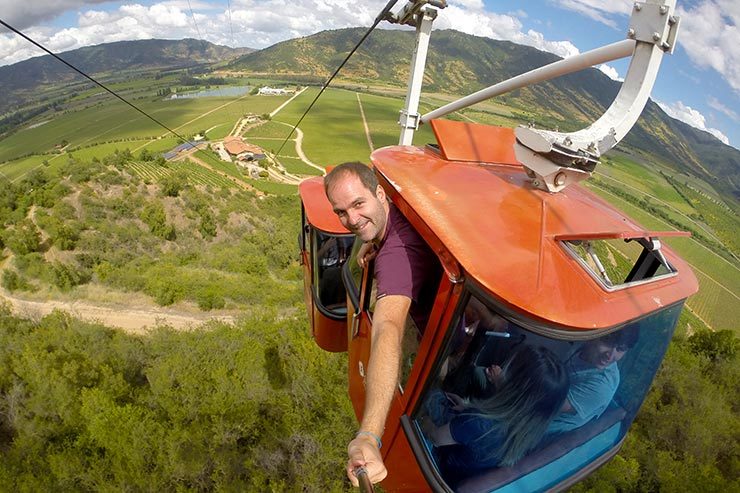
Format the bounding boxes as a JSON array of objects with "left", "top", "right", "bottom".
[{"left": 169, "top": 86, "right": 251, "bottom": 99}]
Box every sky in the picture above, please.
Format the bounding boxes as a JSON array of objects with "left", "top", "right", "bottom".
[{"left": 0, "top": 0, "right": 738, "bottom": 150}]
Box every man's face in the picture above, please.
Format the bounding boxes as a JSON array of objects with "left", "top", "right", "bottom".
[
  {"left": 327, "top": 173, "right": 388, "bottom": 243},
  {"left": 581, "top": 340, "right": 627, "bottom": 370}
]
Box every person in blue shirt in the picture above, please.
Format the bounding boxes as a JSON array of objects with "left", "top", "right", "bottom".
[
  {"left": 423, "top": 345, "right": 569, "bottom": 484},
  {"left": 548, "top": 326, "right": 639, "bottom": 434}
]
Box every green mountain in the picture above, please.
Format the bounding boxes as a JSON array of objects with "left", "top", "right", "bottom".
[
  {"left": 229, "top": 27, "right": 739, "bottom": 202},
  {"left": 0, "top": 38, "right": 253, "bottom": 114}
]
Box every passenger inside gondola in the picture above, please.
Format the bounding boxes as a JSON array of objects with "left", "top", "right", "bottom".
[
  {"left": 437, "top": 297, "right": 511, "bottom": 399},
  {"left": 415, "top": 294, "right": 680, "bottom": 492},
  {"left": 547, "top": 325, "right": 640, "bottom": 435},
  {"left": 421, "top": 345, "right": 569, "bottom": 486}
]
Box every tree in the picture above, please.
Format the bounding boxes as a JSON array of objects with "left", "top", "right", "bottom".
[
  {"left": 199, "top": 210, "right": 217, "bottom": 239},
  {"left": 48, "top": 261, "right": 90, "bottom": 291},
  {"left": 139, "top": 149, "right": 154, "bottom": 162},
  {"left": 1, "top": 270, "right": 33, "bottom": 292},
  {"left": 4, "top": 220, "right": 41, "bottom": 255},
  {"left": 688, "top": 329, "right": 739, "bottom": 361},
  {"left": 158, "top": 172, "right": 188, "bottom": 197},
  {"left": 140, "top": 203, "right": 176, "bottom": 240},
  {"left": 53, "top": 223, "right": 79, "bottom": 251}
]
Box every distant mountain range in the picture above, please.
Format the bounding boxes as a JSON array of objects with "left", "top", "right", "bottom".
[
  {"left": 229, "top": 28, "right": 739, "bottom": 201},
  {"left": 1, "top": 30, "right": 737, "bottom": 201},
  {"left": 0, "top": 38, "right": 252, "bottom": 114}
]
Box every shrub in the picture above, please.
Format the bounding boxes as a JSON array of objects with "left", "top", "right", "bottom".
[
  {"left": 158, "top": 172, "right": 188, "bottom": 197},
  {"left": 4, "top": 221, "right": 41, "bottom": 255},
  {"left": 49, "top": 262, "right": 91, "bottom": 291},
  {"left": 688, "top": 329, "right": 739, "bottom": 362},
  {"left": 145, "top": 275, "right": 184, "bottom": 306},
  {"left": 140, "top": 202, "right": 176, "bottom": 241},
  {"left": 53, "top": 223, "right": 79, "bottom": 250},
  {"left": 195, "top": 286, "right": 226, "bottom": 311},
  {"left": 1, "top": 270, "right": 33, "bottom": 292}
]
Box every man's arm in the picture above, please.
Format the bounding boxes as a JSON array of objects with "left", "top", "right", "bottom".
[{"left": 346, "top": 294, "right": 411, "bottom": 486}]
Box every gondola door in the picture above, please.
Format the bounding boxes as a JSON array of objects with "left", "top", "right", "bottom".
[{"left": 299, "top": 178, "right": 354, "bottom": 353}]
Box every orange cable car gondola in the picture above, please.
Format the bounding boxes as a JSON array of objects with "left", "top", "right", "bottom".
[{"left": 299, "top": 1, "right": 696, "bottom": 491}]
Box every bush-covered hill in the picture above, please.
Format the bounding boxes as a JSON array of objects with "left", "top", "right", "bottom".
[
  {"left": 0, "top": 304, "right": 736, "bottom": 490},
  {"left": 0, "top": 151, "right": 738, "bottom": 491},
  {"left": 0, "top": 152, "right": 300, "bottom": 312},
  {"left": 0, "top": 307, "right": 356, "bottom": 490}
]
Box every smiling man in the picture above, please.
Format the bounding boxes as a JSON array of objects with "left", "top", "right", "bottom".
[{"left": 324, "top": 161, "right": 441, "bottom": 487}]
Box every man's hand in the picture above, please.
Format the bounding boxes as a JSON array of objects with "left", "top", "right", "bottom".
[
  {"left": 347, "top": 434, "right": 387, "bottom": 486},
  {"left": 445, "top": 392, "right": 465, "bottom": 411},
  {"left": 357, "top": 242, "right": 377, "bottom": 269}
]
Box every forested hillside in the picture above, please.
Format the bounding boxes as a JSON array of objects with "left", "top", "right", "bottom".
[{"left": 0, "top": 152, "right": 737, "bottom": 491}]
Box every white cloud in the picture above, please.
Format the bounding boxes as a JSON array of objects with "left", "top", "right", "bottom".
[
  {"left": 598, "top": 63, "right": 621, "bottom": 81},
  {"left": 0, "top": 0, "right": 586, "bottom": 67},
  {"left": 435, "top": 6, "right": 580, "bottom": 59},
  {"left": 708, "top": 95, "right": 739, "bottom": 122},
  {"left": 449, "top": 0, "right": 485, "bottom": 9},
  {"left": 0, "top": 0, "right": 109, "bottom": 29},
  {"left": 677, "top": 1, "right": 740, "bottom": 94},
  {"left": 657, "top": 100, "right": 730, "bottom": 145},
  {"left": 0, "top": 1, "right": 352, "bottom": 65},
  {"left": 547, "top": 0, "right": 739, "bottom": 96},
  {"left": 549, "top": 0, "right": 632, "bottom": 29}
]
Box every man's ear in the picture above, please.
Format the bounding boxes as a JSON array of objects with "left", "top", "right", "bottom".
[{"left": 375, "top": 184, "right": 386, "bottom": 202}]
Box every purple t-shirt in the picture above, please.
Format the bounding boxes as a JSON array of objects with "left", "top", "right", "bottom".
[{"left": 374, "top": 204, "right": 441, "bottom": 331}]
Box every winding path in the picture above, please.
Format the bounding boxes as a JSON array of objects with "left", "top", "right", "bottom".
[{"left": 0, "top": 290, "right": 236, "bottom": 334}]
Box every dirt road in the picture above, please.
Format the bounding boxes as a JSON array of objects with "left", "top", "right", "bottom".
[{"left": 1, "top": 290, "right": 237, "bottom": 334}]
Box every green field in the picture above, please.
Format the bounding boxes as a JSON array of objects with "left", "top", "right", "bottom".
[
  {"left": 0, "top": 155, "right": 53, "bottom": 181},
  {"left": 67, "top": 137, "right": 180, "bottom": 162},
  {"left": 244, "top": 178, "right": 298, "bottom": 195},
  {"left": 0, "top": 92, "right": 290, "bottom": 166},
  {"left": 193, "top": 149, "right": 245, "bottom": 180},
  {"left": 273, "top": 87, "right": 435, "bottom": 165},
  {"left": 598, "top": 154, "right": 697, "bottom": 214},
  {"left": 585, "top": 182, "right": 739, "bottom": 331},
  {"left": 126, "top": 159, "right": 235, "bottom": 189},
  {"left": 276, "top": 156, "right": 323, "bottom": 176},
  {"left": 239, "top": 137, "right": 286, "bottom": 155},
  {"left": 243, "top": 120, "right": 296, "bottom": 139}
]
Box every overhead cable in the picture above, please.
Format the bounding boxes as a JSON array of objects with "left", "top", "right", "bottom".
[
  {"left": 274, "top": 0, "right": 401, "bottom": 157},
  {"left": 0, "top": 18, "right": 193, "bottom": 147}
]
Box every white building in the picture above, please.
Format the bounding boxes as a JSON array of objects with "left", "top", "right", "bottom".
[{"left": 258, "top": 87, "right": 290, "bottom": 95}]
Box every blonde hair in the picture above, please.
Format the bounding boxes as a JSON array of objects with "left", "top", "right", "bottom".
[{"left": 465, "top": 345, "right": 568, "bottom": 466}]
